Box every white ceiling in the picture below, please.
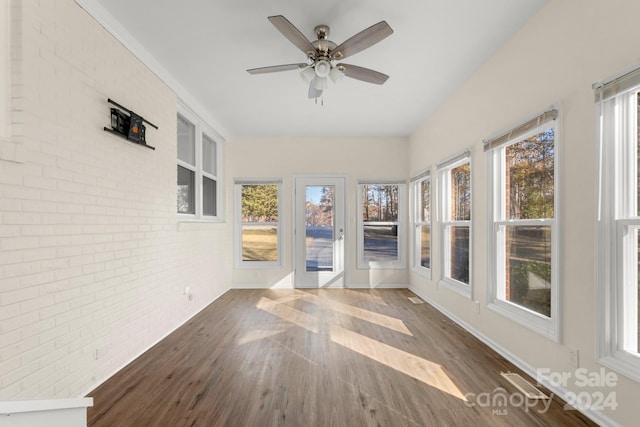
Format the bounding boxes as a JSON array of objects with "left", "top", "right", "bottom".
[{"left": 79, "top": 0, "right": 547, "bottom": 139}]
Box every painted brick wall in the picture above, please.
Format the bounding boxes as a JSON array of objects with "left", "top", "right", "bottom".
[{"left": 0, "top": 0, "right": 232, "bottom": 399}]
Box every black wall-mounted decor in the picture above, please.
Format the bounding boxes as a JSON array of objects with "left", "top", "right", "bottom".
[{"left": 104, "top": 98, "right": 158, "bottom": 150}]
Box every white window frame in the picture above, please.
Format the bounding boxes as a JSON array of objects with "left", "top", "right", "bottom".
[
  {"left": 177, "top": 103, "right": 223, "bottom": 222},
  {"left": 485, "top": 108, "right": 560, "bottom": 342},
  {"left": 411, "top": 170, "right": 431, "bottom": 277},
  {"left": 0, "top": 0, "right": 10, "bottom": 140},
  {"left": 234, "top": 179, "right": 282, "bottom": 269},
  {"left": 596, "top": 72, "right": 640, "bottom": 382},
  {"left": 357, "top": 182, "right": 407, "bottom": 269},
  {"left": 437, "top": 151, "right": 472, "bottom": 297}
]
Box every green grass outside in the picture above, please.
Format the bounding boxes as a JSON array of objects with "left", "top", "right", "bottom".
[{"left": 242, "top": 228, "right": 278, "bottom": 262}]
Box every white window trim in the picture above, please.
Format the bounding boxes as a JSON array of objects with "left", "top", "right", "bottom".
[
  {"left": 0, "top": 0, "right": 10, "bottom": 140},
  {"left": 234, "top": 179, "right": 283, "bottom": 269},
  {"left": 411, "top": 170, "right": 432, "bottom": 277},
  {"left": 356, "top": 182, "right": 407, "bottom": 269},
  {"left": 596, "top": 83, "right": 640, "bottom": 382},
  {"left": 437, "top": 153, "right": 472, "bottom": 297},
  {"left": 486, "top": 117, "right": 561, "bottom": 342},
  {"left": 177, "top": 102, "right": 223, "bottom": 222}
]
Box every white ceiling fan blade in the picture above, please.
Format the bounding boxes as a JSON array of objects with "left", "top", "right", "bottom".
[{"left": 247, "top": 63, "right": 307, "bottom": 74}]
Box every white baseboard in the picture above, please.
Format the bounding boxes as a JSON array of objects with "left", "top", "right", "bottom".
[
  {"left": 231, "top": 283, "right": 293, "bottom": 289},
  {"left": 409, "top": 286, "right": 621, "bottom": 427},
  {"left": 231, "top": 283, "right": 409, "bottom": 289},
  {"left": 347, "top": 283, "right": 409, "bottom": 289}
]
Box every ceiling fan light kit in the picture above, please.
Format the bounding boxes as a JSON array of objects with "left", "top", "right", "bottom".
[
  {"left": 247, "top": 15, "right": 393, "bottom": 101},
  {"left": 300, "top": 66, "right": 316, "bottom": 84}
]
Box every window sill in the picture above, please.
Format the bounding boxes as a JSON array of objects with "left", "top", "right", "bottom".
[
  {"left": 411, "top": 266, "right": 432, "bottom": 279},
  {"left": 177, "top": 215, "right": 224, "bottom": 224},
  {"left": 438, "top": 278, "right": 471, "bottom": 298},
  {"left": 357, "top": 261, "right": 406, "bottom": 270},
  {"left": 235, "top": 262, "right": 282, "bottom": 270},
  {"left": 487, "top": 299, "right": 559, "bottom": 342},
  {"left": 598, "top": 352, "right": 640, "bottom": 384}
]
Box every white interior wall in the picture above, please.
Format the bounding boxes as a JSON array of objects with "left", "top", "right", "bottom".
[
  {"left": 408, "top": 0, "right": 640, "bottom": 426},
  {"left": 0, "top": 0, "right": 232, "bottom": 399},
  {"left": 228, "top": 136, "right": 409, "bottom": 288}
]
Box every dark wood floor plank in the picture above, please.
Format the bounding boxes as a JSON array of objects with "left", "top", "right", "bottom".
[{"left": 87, "top": 289, "right": 597, "bottom": 427}]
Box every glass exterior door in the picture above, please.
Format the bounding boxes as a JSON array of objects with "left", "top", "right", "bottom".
[{"left": 295, "top": 177, "right": 345, "bottom": 287}]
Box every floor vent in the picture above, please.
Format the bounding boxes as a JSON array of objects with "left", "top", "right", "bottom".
[
  {"left": 501, "top": 372, "right": 548, "bottom": 399},
  {"left": 408, "top": 297, "right": 424, "bottom": 304}
]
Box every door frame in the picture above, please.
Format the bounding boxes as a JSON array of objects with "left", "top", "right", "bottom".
[{"left": 293, "top": 175, "right": 348, "bottom": 288}]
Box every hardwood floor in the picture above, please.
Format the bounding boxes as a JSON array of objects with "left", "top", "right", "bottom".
[{"left": 87, "top": 289, "right": 597, "bottom": 427}]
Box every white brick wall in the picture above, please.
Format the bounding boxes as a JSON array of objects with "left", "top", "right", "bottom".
[{"left": 0, "top": 0, "right": 232, "bottom": 399}]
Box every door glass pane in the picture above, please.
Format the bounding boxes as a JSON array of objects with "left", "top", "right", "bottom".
[
  {"left": 450, "top": 164, "right": 471, "bottom": 221},
  {"left": 177, "top": 114, "right": 195, "bottom": 165},
  {"left": 203, "top": 134, "right": 217, "bottom": 175},
  {"left": 203, "top": 176, "right": 216, "bottom": 216},
  {"left": 305, "top": 185, "right": 334, "bottom": 271},
  {"left": 505, "top": 129, "right": 555, "bottom": 220},
  {"left": 420, "top": 225, "right": 430, "bottom": 269},
  {"left": 503, "top": 225, "right": 551, "bottom": 317},
  {"left": 177, "top": 165, "right": 195, "bottom": 214},
  {"left": 449, "top": 226, "right": 470, "bottom": 284}
]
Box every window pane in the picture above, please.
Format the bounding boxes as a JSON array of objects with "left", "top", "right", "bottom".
[
  {"left": 242, "top": 224, "right": 278, "bottom": 262},
  {"left": 203, "top": 134, "right": 217, "bottom": 176},
  {"left": 306, "top": 186, "right": 334, "bottom": 271},
  {"left": 451, "top": 164, "right": 471, "bottom": 221},
  {"left": 203, "top": 176, "right": 216, "bottom": 216},
  {"left": 420, "top": 178, "right": 430, "bottom": 222},
  {"left": 177, "top": 115, "right": 195, "bottom": 165},
  {"left": 362, "top": 184, "right": 399, "bottom": 222},
  {"left": 637, "top": 92, "right": 640, "bottom": 217},
  {"left": 177, "top": 165, "right": 195, "bottom": 214},
  {"left": 242, "top": 184, "right": 278, "bottom": 222},
  {"left": 449, "top": 226, "right": 469, "bottom": 283},
  {"left": 364, "top": 224, "right": 398, "bottom": 262},
  {"left": 504, "top": 225, "right": 551, "bottom": 317},
  {"left": 505, "top": 129, "right": 554, "bottom": 220},
  {"left": 420, "top": 225, "right": 430, "bottom": 269}
]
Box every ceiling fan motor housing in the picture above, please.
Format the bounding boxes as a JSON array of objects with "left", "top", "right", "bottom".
[{"left": 312, "top": 39, "right": 336, "bottom": 57}]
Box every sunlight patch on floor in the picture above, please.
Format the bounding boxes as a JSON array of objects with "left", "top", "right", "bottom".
[
  {"left": 328, "top": 301, "right": 413, "bottom": 336},
  {"left": 330, "top": 324, "right": 467, "bottom": 401},
  {"left": 256, "top": 297, "right": 319, "bottom": 333},
  {"left": 237, "top": 328, "right": 286, "bottom": 345}
]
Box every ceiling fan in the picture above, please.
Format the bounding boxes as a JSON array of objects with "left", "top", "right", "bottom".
[{"left": 247, "top": 15, "right": 393, "bottom": 99}]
